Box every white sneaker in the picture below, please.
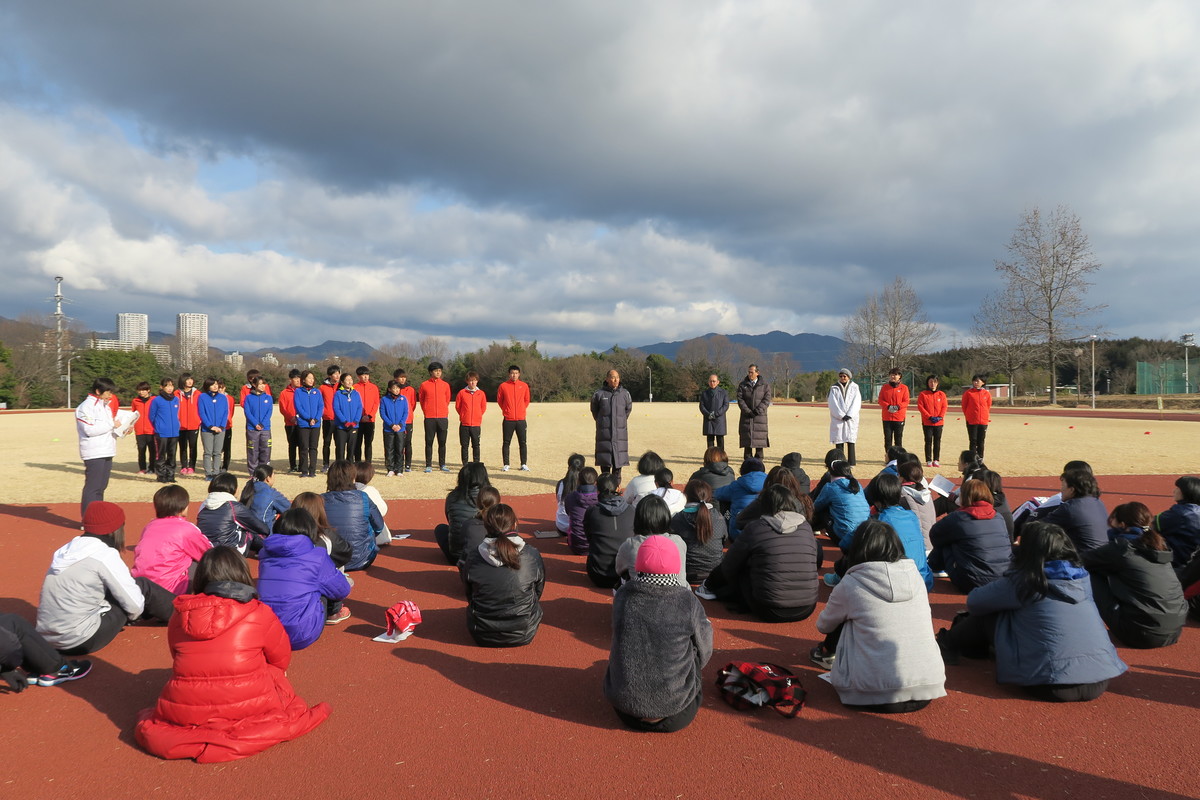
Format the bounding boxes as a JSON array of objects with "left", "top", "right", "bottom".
[
  {"left": 520, "top": 464, "right": 530, "bottom": 471},
  {"left": 695, "top": 583, "right": 717, "bottom": 600},
  {"left": 386, "top": 471, "right": 395, "bottom": 477},
  {"left": 502, "top": 465, "right": 510, "bottom": 472}
]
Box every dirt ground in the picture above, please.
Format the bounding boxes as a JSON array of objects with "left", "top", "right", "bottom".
[{"left": 1, "top": 402, "right": 1194, "bottom": 507}]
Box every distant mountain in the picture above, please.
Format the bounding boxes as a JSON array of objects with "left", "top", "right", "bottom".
[
  {"left": 247, "top": 340, "right": 385, "bottom": 364},
  {"left": 631, "top": 330, "right": 848, "bottom": 372}
]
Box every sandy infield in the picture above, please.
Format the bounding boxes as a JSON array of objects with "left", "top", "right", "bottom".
[{"left": 0, "top": 402, "right": 1192, "bottom": 506}]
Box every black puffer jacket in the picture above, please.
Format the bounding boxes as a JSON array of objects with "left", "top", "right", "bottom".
[
  {"left": 585, "top": 495, "right": 637, "bottom": 588},
  {"left": 670, "top": 506, "right": 729, "bottom": 584},
  {"left": 1081, "top": 539, "right": 1187, "bottom": 648},
  {"left": 445, "top": 487, "right": 482, "bottom": 562},
  {"left": 462, "top": 539, "right": 544, "bottom": 647},
  {"left": 688, "top": 463, "right": 736, "bottom": 513},
  {"left": 718, "top": 511, "right": 819, "bottom": 616},
  {"left": 196, "top": 492, "right": 271, "bottom": 550}
]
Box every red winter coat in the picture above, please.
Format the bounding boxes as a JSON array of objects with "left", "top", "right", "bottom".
[
  {"left": 961, "top": 387, "right": 993, "bottom": 425},
  {"left": 419, "top": 377, "right": 451, "bottom": 418},
  {"left": 878, "top": 382, "right": 910, "bottom": 422},
  {"left": 496, "top": 380, "right": 530, "bottom": 421},
  {"left": 455, "top": 387, "right": 487, "bottom": 426},
  {"left": 355, "top": 380, "right": 381, "bottom": 422},
  {"left": 917, "top": 389, "right": 948, "bottom": 426},
  {"left": 279, "top": 385, "right": 297, "bottom": 427},
  {"left": 131, "top": 395, "right": 156, "bottom": 436},
  {"left": 176, "top": 388, "right": 202, "bottom": 430},
  {"left": 135, "top": 584, "right": 330, "bottom": 763}
]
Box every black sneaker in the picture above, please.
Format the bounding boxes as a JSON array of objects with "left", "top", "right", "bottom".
[
  {"left": 810, "top": 645, "right": 835, "bottom": 670},
  {"left": 34, "top": 660, "right": 92, "bottom": 687}
]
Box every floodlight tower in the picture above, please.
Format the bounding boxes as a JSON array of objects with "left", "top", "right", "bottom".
[
  {"left": 1183, "top": 334, "right": 1195, "bottom": 394},
  {"left": 53, "top": 277, "right": 66, "bottom": 373}
]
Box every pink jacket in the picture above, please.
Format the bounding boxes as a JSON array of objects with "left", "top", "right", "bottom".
[{"left": 132, "top": 516, "right": 213, "bottom": 595}]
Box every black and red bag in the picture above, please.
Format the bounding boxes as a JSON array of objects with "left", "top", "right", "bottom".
[{"left": 716, "top": 661, "right": 805, "bottom": 718}]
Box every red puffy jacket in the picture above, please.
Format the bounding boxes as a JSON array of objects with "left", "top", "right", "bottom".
[{"left": 135, "top": 584, "right": 330, "bottom": 763}]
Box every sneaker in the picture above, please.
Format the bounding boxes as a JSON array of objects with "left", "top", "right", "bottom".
[
  {"left": 425, "top": 467, "right": 433, "bottom": 473},
  {"left": 809, "top": 645, "right": 835, "bottom": 670},
  {"left": 695, "top": 583, "right": 717, "bottom": 600},
  {"left": 932, "top": 460, "right": 940, "bottom": 467},
  {"left": 823, "top": 573, "right": 841, "bottom": 588},
  {"left": 502, "top": 465, "right": 510, "bottom": 472},
  {"left": 934, "top": 570, "right": 949, "bottom": 578},
  {"left": 324, "top": 607, "right": 351, "bottom": 625},
  {"left": 386, "top": 471, "right": 395, "bottom": 477},
  {"left": 33, "top": 660, "right": 92, "bottom": 687},
  {"left": 440, "top": 465, "right": 451, "bottom": 472},
  {"left": 520, "top": 464, "right": 530, "bottom": 471},
  {"left": 137, "top": 470, "right": 146, "bottom": 475},
  {"left": 927, "top": 461, "right": 935, "bottom": 467}
]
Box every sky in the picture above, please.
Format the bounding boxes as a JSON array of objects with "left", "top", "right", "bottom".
[{"left": 0, "top": 1, "right": 1197, "bottom": 356}]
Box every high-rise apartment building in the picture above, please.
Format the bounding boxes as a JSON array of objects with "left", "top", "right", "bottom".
[
  {"left": 116, "top": 313, "right": 149, "bottom": 345},
  {"left": 176, "top": 313, "right": 209, "bottom": 370}
]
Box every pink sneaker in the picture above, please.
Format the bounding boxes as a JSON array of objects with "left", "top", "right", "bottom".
[{"left": 325, "top": 607, "right": 351, "bottom": 625}]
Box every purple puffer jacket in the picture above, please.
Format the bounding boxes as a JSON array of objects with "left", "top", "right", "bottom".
[
  {"left": 257, "top": 534, "right": 351, "bottom": 650},
  {"left": 564, "top": 485, "right": 600, "bottom": 554}
]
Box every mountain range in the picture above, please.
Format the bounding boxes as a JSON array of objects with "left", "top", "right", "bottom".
[{"left": 631, "top": 330, "right": 848, "bottom": 372}]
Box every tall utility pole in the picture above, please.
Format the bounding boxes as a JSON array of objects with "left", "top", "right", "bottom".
[
  {"left": 1089, "top": 335, "right": 1097, "bottom": 409},
  {"left": 1183, "top": 334, "right": 1194, "bottom": 394},
  {"left": 53, "top": 276, "right": 66, "bottom": 373}
]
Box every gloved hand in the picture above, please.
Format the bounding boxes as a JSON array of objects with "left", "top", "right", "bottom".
[
  {"left": 842, "top": 415, "right": 852, "bottom": 421},
  {"left": 887, "top": 405, "right": 900, "bottom": 413},
  {"left": 2, "top": 669, "right": 30, "bottom": 693}
]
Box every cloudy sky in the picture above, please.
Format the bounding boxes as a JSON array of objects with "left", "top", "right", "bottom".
[{"left": 0, "top": 1, "right": 1197, "bottom": 355}]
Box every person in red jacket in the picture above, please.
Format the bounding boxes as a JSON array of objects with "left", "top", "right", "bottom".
[
  {"left": 419, "top": 361, "right": 452, "bottom": 472},
  {"left": 961, "top": 374, "right": 993, "bottom": 459},
  {"left": 279, "top": 369, "right": 301, "bottom": 473},
  {"left": 352, "top": 366, "right": 381, "bottom": 464},
  {"left": 175, "top": 373, "right": 202, "bottom": 476},
  {"left": 131, "top": 381, "right": 157, "bottom": 474},
  {"left": 497, "top": 364, "right": 531, "bottom": 472},
  {"left": 392, "top": 369, "right": 418, "bottom": 472},
  {"left": 455, "top": 371, "right": 488, "bottom": 465},
  {"left": 134, "top": 546, "right": 330, "bottom": 763},
  {"left": 318, "top": 365, "right": 341, "bottom": 473},
  {"left": 917, "top": 375, "right": 948, "bottom": 467},
  {"left": 878, "top": 367, "right": 910, "bottom": 459}
]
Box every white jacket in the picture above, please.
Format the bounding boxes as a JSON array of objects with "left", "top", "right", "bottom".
[
  {"left": 76, "top": 394, "right": 117, "bottom": 461},
  {"left": 36, "top": 535, "right": 145, "bottom": 649},
  {"left": 827, "top": 382, "right": 861, "bottom": 445}
]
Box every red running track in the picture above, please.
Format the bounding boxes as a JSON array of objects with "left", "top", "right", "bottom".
[{"left": 1, "top": 475, "right": 1197, "bottom": 799}]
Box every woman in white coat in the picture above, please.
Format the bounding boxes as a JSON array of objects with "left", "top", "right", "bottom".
[
  {"left": 77, "top": 377, "right": 120, "bottom": 518},
  {"left": 828, "top": 369, "right": 861, "bottom": 466}
]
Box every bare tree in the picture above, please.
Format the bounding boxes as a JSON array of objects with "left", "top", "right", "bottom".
[
  {"left": 995, "top": 205, "right": 1104, "bottom": 404},
  {"left": 768, "top": 352, "right": 800, "bottom": 400},
  {"left": 842, "top": 277, "right": 938, "bottom": 383},
  {"left": 972, "top": 287, "right": 1037, "bottom": 405}
]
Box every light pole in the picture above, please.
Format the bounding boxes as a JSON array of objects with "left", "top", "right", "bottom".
[
  {"left": 64, "top": 355, "right": 79, "bottom": 408},
  {"left": 1089, "top": 335, "right": 1097, "bottom": 409},
  {"left": 646, "top": 365, "right": 653, "bottom": 403},
  {"left": 1183, "top": 334, "right": 1194, "bottom": 394}
]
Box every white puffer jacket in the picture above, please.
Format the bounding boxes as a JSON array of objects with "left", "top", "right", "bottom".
[{"left": 76, "top": 394, "right": 117, "bottom": 461}]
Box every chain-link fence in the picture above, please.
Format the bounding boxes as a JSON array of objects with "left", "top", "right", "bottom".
[{"left": 1136, "top": 359, "right": 1196, "bottom": 394}]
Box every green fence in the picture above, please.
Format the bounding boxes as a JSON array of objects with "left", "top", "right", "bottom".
[{"left": 1136, "top": 359, "right": 1196, "bottom": 394}]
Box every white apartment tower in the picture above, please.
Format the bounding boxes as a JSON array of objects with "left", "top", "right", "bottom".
[
  {"left": 176, "top": 313, "right": 209, "bottom": 370},
  {"left": 116, "top": 313, "right": 149, "bottom": 345}
]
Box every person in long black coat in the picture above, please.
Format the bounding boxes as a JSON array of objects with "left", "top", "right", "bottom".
[
  {"left": 698, "top": 374, "right": 730, "bottom": 451},
  {"left": 736, "top": 364, "right": 770, "bottom": 460},
  {"left": 591, "top": 370, "right": 632, "bottom": 484}
]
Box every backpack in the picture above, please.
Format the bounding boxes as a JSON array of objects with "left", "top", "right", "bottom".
[{"left": 716, "top": 661, "right": 805, "bottom": 718}]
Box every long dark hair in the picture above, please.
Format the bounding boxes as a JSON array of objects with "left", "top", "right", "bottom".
[
  {"left": 761, "top": 484, "right": 802, "bottom": 517},
  {"left": 454, "top": 462, "right": 491, "bottom": 496},
  {"left": 560, "top": 453, "right": 587, "bottom": 495},
  {"left": 830, "top": 460, "right": 860, "bottom": 494},
  {"left": 683, "top": 479, "right": 714, "bottom": 545},
  {"left": 845, "top": 520, "right": 903, "bottom": 569},
  {"left": 483, "top": 504, "right": 521, "bottom": 569},
  {"left": 291, "top": 491, "right": 335, "bottom": 546},
  {"left": 761, "top": 465, "right": 814, "bottom": 517},
  {"left": 1010, "top": 521, "right": 1079, "bottom": 603},
  {"left": 239, "top": 465, "right": 274, "bottom": 505}
]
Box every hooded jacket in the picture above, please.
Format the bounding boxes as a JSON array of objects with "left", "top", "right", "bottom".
[
  {"left": 689, "top": 462, "right": 736, "bottom": 511},
  {"left": 966, "top": 561, "right": 1128, "bottom": 687},
  {"left": 876, "top": 505, "right": 934, "bottom": 590},
  {"left": 134, "top": 581, "right": 331, "bottom": 763},
  {"left": 564, "top": 484, "right": 600, "bottom": 554},
  {"left": 132, "top": 517, "right": 213, "bottom": 595},
  {"left": 591, "top": 382, "right": 632, "bottom": 469},
  {"left": 444, "top": 486, "right": 483, "bottom": 562},
  {"left": 1037, "top": 496, "right": 1108, "bottom": 554},
  {"left": 245, "top": 482, "right": 291, "bottom": 527},
  {"left": 323, "top": 489, "right": 383, "bottom": 571},
  {"left": 816, "top": 560, "right": 947, "bottom": 706},
  {"left": 584, "top": 495, "right": 637, "bottom": 588},
  {"left": 714, "top": 470, "right": 767, "bottom": 540},
  {"left": 718, "top": 511, "right": 820, "bottom": 616},
  {"left": 1154, "top": 502, "right": 1200, "bottom": 567},
  {"left": 929, "top": 503, "right": 1012, "bottom": 593},
  {"left": 901, "top": 481, "right": 935, "bottom": 551},
  {"left": 462, "top": 536, "right": 545, "bottom": 647},
  {"left": 196, "top": 493, "right": 271, "bottom": 552},
  {"left": 828, "top": 381, "right": 861, "bottom": 444},
  {"left": 36, "top": 535, "right": 145, "bottom": 650},
  {"left": 604, "top": 579, "right": 713, "bottom": 720},
  {"left": 615, "top": 532, "right": 689, "bottom": 587},
  {"left": 257, "top": 535, "right": 352, "bottom": 650},
  {"left": 1081, "top": 539, "right": 1187, "bottom": 647},
  {"left": 812, "top": 477, "right": 870, "bottom": 548}
]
